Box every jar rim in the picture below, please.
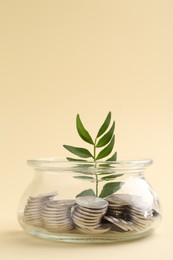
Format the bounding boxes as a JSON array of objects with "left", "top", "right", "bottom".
[{"left": 27, "top": 158, "right": 153, "bottom": 170}]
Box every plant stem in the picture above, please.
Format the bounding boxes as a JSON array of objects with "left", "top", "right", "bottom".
[
  {"left": 93, "top": 138, "right": 97, "bottom": 162},
  {"left": 95, "top": 172, "right": 99, "bottom": 197},
  {"left": 94, "top": 138, "right": 99, "bottom": 197}
]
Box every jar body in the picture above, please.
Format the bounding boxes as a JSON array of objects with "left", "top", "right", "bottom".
[{"left": 17, "top": 159, "right": 161, "bottom": 243}]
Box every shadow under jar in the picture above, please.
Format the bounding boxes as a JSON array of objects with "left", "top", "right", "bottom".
[{"left": 17, "top": 159, "right": 161, "bottom": 243}]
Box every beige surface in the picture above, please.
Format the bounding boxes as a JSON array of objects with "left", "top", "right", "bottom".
[{"left": 0, "top": 0, "right": 173, "bottom": 259}]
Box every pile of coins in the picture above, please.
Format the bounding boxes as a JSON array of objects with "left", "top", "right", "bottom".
[
  {"left": 42, "top": 200, "right": 76, "bottom": 233},
  {"left": 23, "top": 192, "right": 159, "bottom": 234},
  {"left": 23, "top": 192, "right": 57, "bottom": 227},
  {"left": 72, "top": 196, "right": 110, "bottom": 234},
  {"left": 104, "top": 194, "right": 157, "bottom": 232}
]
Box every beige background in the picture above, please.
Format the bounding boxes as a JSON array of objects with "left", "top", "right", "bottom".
[{"left": 0, "top": 0, "right": 173, "bottom": 259}]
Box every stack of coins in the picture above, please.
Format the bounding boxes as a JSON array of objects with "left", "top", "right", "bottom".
[
  {"left": 23, "top": 191, "right": 57, "bottom": 227},
  {"left": 42, "top": 200, "right": 76, "bottom": 233},
  {"left": 73, "top": 196, "right": 110, "bottom": 234},
  {"left": 104, "top": 194, "right": 155, "bottom": 232}
]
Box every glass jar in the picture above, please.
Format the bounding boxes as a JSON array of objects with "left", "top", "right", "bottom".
[{"left": 17, "top": 158, "right": 161, "bottom": 243}]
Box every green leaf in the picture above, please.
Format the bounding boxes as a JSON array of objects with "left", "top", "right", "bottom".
[
  {"left": 101, "top": 174, "right": 123, "bottom": 181},
  {"left": 66, "top": 157, "right": 87, "bottom": 162},
  {"left": 96, "top": 135, "right": 115, "bottom": 160},
  {"left": 73, "top": 163, "right": 93, "bottom": 168},
  {"left": 98, "top": 171, "right": 115, "bottom": 175},
  {"left": 99, "top": 182, "right": 122, "bottom": 198},
  {"left": 74, "top": 176, "right": 95, "bottom": 181},
  {"left": 76, "top": 189, "right": 95, "bottom": 198},
  {"left": 96, "top": 112, "right": 111, "bottom": 138},
  {"left": 72, "top": 168, "right": 94, "bottom": 175},
  {"left": 106, "top": 152, "right": 117, "bottom": 161},
  {"left": 63, "top": 145, "right": 93, "bottom": 158},
  {"left": 96, "top": 121, "right": 115, "bottom": 147},
  {"left": 76, "top": 114, "right": 94, "bottom": 144}
]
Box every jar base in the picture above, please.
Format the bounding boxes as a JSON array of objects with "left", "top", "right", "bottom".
[{"left": 21, "top": 223, "right": 155, "bottom": 243}]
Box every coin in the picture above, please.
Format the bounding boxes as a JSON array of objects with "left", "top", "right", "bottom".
[
  {"left": 76, "top": 196, "right": 108, "bottom": 209},
  {"left": 46, "top": 199, "right": 76, "bottom": 208},
  {"left": 72, "top": 196, "right": 109, "bottom": 234},
  {"left": 78, "top": 206, "right": 107, "bottom": 214},
  {"left": 42, "top": 199, "right": 75, "bottom": 232},
  {"left": 29, "top": 191, "right": 58, "bottom": 200},
  {"left": 76, "top": 226, "right": 110, "bottom": 234},
  {"left": 104, "top": 193, "right": 156, "bottom": 233},
  {"left": 23, "top": 191, "right": 58, "bottom": 227}
]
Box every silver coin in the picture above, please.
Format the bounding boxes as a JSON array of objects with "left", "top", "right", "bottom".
[
  {"left": 76, "top": 196, "right": 108, "bottom": 209},
  {"left": 24, "top": 209, "right": 43, "bottom": 213},
  {"left": 26, "top": 223, "right": 44, "bottom": 227},
  {"left": 105, "top": 193, "right": 156, "bottom": 233},
  {"left": 73, "top": 211, "right": 99, "bottom": 221},
  {"left": 28, "top": 200, "right": 48, "bottom": 204},
  {"left": 106, "top": 194, "right": 137, "bottom": 203},
  {"left": 45, "top": 221, "right": 73, "bottom": 227},
  {"left": 75, "top": 207, "right": 103, "bottom": 217},
  {"left": 132, "top": 219, "right": 147, "bottom": 229},
  {"left": 130, "top": 206, "right": 152, "bottom": 213},
  {"left": 46, "top": 226, "right": 74, "bottom": 232},
  {"left": 78, "top": 206, "right": 107, "bottom": 214},
  {"left": 107, "top": 194, "right": 152, "bottom": 211},
  {"left": 74, "top": 221, "right": 101, "bottom": 229},
  {"left": 25, "top": 202, "right": 45, "bottom": 206},
  {"left": 42, "top": 209, "right": 71, "bottom": 216},
  {"left": 42, "top": 208, "right": 71, "bottom": 214},
  {"left": 24, "top": 221, "right": 43, "bottom": 225},
  {"left": 24, "top": 210, "right": 42, "bottom": 214},
  {"left": 24, "top": 208, "right": 43, "bottom": 212},
  {"left": 24, "top": 214, "right": 42, "bottom": 218},
  {"left": 42, "top": 208, "right": 70, "bottom": 213},
  {"left": 24, "top": 220, "right": 43, "bottom": 224},
  {"left": 24, "top": 214, "right": 42, "bottom": 219},
  {"left": 46, "top": 226, "right": 74, "bottom": 231},
  {"left": 73, "top": 215, "right": 102, "bottom": 225},
  {"left": 45, "top": 224, "right": 74, "bottom": 230},
  {"left": 24, "top": 205, "right": 43, "bottom": 209},
  {"left": 24, "top": 219, "right": 43, "bottom": 225},
  {"left": 45, "top": 220, "right": 73, "bottom": 226},
  {"left": 24, "top": 211, "right": 42, "bottom": 216},
  {"left": 108, "top": 204, "right": 131, "bottom": 210},
  {"left": 42, "top": 214, "right": 71, "bottom": 220},
  {"left": 42, "top": 209, "right": 72, "bottom": 214},
  {"left": 44, "top": 223, "right": 73, "bottom": 229},
  {"left": 24, "top": 215, "right": 42, "bottom": 220},
  {"left": 76, "top": 226, "right": 110, "bottom": 234},
  {"left": 75, "top": 207, "right": 106, "bottom": 218},
  {"left": 43, "top": 217, "right": 71, "bottom": 222},
  {"left": 73, "top": 211, "right": 99, "bottom": 220},
  {"left": 24, "top": 218, "right": 42, "bottom": 222},
  {"left": 72, "top": 198, "right": 108, "bottom": 233},
  {"left": 46, "top": 199, "right": 75, "bottom": 208},
  {"left": 44, "top": 218, "right": 72, "bottom": 225},
  {"left": 43, "top": 215, "right": 73, "bottom": 221},
  {"left": 29, "top": 191, "right": 58, "bottom": 200},
  {"left": 104, "top": 216, "right": 130, "bottom": 231},
  {"left": 73, "top": 220, "right": 100, "bottom": 228},
  {"left": 24, "top": 211, "right": 42, "bottom": 218},
  {"left": 42, "top": 212, "right": 71, "bottom": 218},
  {"left": 24, "top": 205, "right": 40, "bottom": 209},
  {"left": 45, "top": 222, "right": 74, "bottom": 227},
  {"left": 27, "top": 197, "right": 50, "bottom": 202},
  {"left": 130, "top": 211, "right": 152, "bottom": 220},
  {"left": 74, "top": 209, "right": 102, "bottom": 220}
]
